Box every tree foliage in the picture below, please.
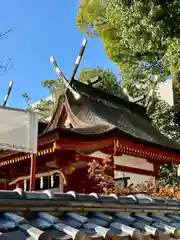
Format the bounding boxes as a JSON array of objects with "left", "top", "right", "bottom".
[
  {"left": 151, "top": 100, "right": 180, "bottom": 142},
  {"left": 22, "top": 78, "right": 65, "bottom": 122},
  {"left": 76, "top": 0, "right": 180, "bottom": 96},
  {"left": 150, "top": 99, "right": 180, "bottom": 186},
  {"left": 78, "top": 67, "right": 126, "bottom": 97}
]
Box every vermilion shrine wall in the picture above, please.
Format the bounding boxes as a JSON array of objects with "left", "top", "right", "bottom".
[{"left": 65, "top": 168, "right": 98, "bottom": 193}]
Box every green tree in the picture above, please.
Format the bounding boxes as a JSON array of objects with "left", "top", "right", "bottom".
[
  {"left": 150, "top": 100, "right": 180, "bottom": 187},
  {"left": 76, "top": 0, "right": 180, "bottom": 99},
  {"left": 22, "top": 78, "right": 65, "bottom": 123},
  {"left": 123, "top": 73, "right": 180, "bottom": 186},
  {"left": 78, "top": 67, "right": 126, "bottom": 97}
]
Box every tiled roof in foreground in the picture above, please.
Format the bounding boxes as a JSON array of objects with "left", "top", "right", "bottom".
[{"left": 0, "top": 190, "right": 180, "bottom": 239}]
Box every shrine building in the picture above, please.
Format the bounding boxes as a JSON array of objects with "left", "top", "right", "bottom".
[{"left": 0, "top": 80, "right": 180, "bottom": 192}]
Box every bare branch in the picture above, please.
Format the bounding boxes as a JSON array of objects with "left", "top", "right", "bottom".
[
  {"left": 22, "top": 93, "right": 32, "bottom": 109},
  {"left": 0, "top": 58, "right": 12, "bottom": 74},
  {"left": 0, "top": 29, "right": 12, "bottom": 40}
]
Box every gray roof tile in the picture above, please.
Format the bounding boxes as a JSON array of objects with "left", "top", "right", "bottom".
[
  {"left": 2, "top": 213, "right": 27, "bottom": 225},
  {"left": 0, "top": 189, "right": 179, "bottom": 239},
  {"left": 30, "top": 218, "right": 52, "bottom": 230},
  {"left": 0, "top": 218, "right": 15, "bottom": 231}
]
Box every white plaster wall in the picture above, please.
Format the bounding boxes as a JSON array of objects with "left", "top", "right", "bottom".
[
  {"left": 90, "top": 151, "right": 110, "bottom": 159},
  {"left": 114, "top": 171, "right": 154, "bottom": 186},
  {"left": 90, "top": 152, "right": 153, "bottom": 171},
  {"left": 114, "top": 155, "right": 154, "bottom": 171}
]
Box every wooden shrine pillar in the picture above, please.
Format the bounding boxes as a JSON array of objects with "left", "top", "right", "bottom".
[
  {"left": 109, "top": 141, "right": 117, "bottom": 179},
  {"left": 113, "top": 140, "right": 117, "bottom": 172},
  {"left": 29, "top": 153, "right": 36, "bottom": 191},
  {"left": 153, "top": 163, "right": 160, "bottom": 180}
]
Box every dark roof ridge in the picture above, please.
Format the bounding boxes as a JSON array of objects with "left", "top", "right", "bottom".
[
  {"left": 71, "top": 80, "right": 149, "bottom": 120},
  {"left": 0, "top": 188, "right": 179, "bottom": 209}
]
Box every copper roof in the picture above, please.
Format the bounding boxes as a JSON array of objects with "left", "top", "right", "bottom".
[{"left": 0, "top": 189, "right": 180, "bottom": 239}]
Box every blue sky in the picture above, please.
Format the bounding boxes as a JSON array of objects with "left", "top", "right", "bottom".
[{"left": 0, "top": 0, "right": 119, "bottom": 108}]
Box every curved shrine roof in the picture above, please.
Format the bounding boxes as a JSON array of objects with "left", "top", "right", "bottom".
[
  {"left": 46, "top": 80, "right": 180, "bottom": 152},
  {"left": 1, "top": 80, "right": 180, "bottom": 161}
]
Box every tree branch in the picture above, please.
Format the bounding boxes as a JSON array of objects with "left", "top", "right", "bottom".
[{"left": 0, "top": 29, "right": 12, "bottom": 40}]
